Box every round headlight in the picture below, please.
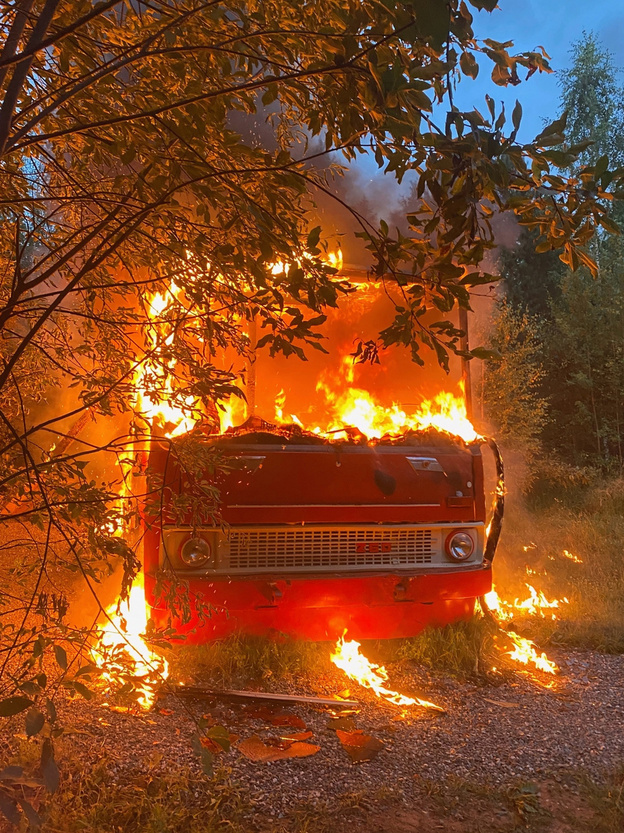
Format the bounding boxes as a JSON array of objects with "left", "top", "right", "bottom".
[
  {"left": 445, "top": 530, "right": 474, "bottom": 562},
  {"left": 180, "top": 536, "right": 213, "bottom": 568}
]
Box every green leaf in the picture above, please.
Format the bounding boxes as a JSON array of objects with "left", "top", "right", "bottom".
[
  {"left": 17, "top": 798, "right": 41, "bottom": 830},
  {"left": 306, "top": 226, "right": 321, "bottom": 250},
  {"left": 534, "top": 113, "right": 567, "bottom": 145},
  {"left": 261, "top": 83, "right": 278, "bottom": 106},
  {"left": 0, "top": 696, "right": 33, "bottom": 717},
  {"left": 45, "top": 699, "right": 57, "bottom": 724},
  {"left": 41, "top": 739, "right": 60, "bottom": 794},
  {"left": 72, "top": 681, "right": 94, "bottom": 700},
  {"left": 74, "top": 664, "right": 98, "bottom": 678},
  {"left": 25, "top": 709, "right": 45, "bottom": 738},
  {"left": 53, "top": 645, "right": 67, "bottom": 671},
  {"left": 468, "top": 0, "right": 498, "bottom": 9},
  {"left": 0, "top": 766, "right": 23, "bottom": 782},
  {"left": 594, "top": 154, "right": 609, "bottom": 177},
  {"left": 470, "top": 346, "right": 502, "bottom": 361},
  {"left": 0, "top": 793, "right": 20, "bottom": 826},
  {"left": 459, "top": 51, "right": 479, "bottom": 79},
  {"left": 206, "top": 725, "right": 231, "bottom": 753},
  {"left": 200, "top": 747, "right": 213, "bottom": 776},
  {"left": 598, "top": 215, "right": 620, "bottom": 235},
  {"left": 410, "top": 0, "right": 452, "bottom": 48}
]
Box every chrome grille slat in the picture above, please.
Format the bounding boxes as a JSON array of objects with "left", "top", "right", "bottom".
[{"left": 225, "top": 528, "right": 434, "bottom": 570}]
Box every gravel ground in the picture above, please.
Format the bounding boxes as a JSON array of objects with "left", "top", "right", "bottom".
[{"left": 31, "top": 647, "right": 624, "bottom": 821}]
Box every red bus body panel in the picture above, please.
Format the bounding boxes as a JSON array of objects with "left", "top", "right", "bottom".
[{"left": 142, "top": 434, "right": 492, "bottom": 642}]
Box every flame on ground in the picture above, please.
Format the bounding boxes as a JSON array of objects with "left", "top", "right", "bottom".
[
  {"left": 562, "top": 549, "right": 583, "bottom": 563},
  {"left": 331, "top": 634, "right": 444, "bottom": 712},
  {"left": 483, "top": 586, "right": 561, "bottom": 675},
  {"left": 484, "top": 584, "right": 568, "bottom": 623},
  {"left": 92, "top": 574, "right": 169, "bottom": 709},
  {"left": 504, "top": 630, "right": 558, "bottom": 674}
]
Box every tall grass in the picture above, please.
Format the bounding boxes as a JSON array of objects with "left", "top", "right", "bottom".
[
  {"left": 493, "top": 479, "right": 624, "bottom": 652},
  {"left": 38, "top": 761, "right": 250, "bottom": 833},
  {"left": 395, "top": 616, "right": 500, "bottom": 677},
  {"left": 168, "top": 632, "right": 332, "bottom": 687}
]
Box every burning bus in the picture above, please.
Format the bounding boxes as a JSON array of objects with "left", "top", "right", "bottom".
[
  {"left": 136, "top": 277, "right": 504, "bottom": 643},
  {"left": 143, "top": 422, "right": 501, "bottom": 642}
]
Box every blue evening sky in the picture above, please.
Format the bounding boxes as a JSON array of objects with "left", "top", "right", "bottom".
[
  {"left": 456, "top": 0, "right": 624, "bottom": 140},
  {"left": 346, "top": 1, "right": 624, "bottom": 226}
]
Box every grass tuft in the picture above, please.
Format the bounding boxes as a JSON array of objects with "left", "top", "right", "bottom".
[
  {"left": 395, "top": 616, "right": 501, "bottom": 679},
  {"left": 40, "top": 760, "right": 250, "bottom": 833},
  {"left": 494, "top": 480, "right": 624, "bottom": 653},
  {"left": 167, "top": 632, "right": 332, "bottom": 688}
]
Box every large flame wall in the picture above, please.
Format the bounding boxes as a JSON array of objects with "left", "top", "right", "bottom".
[{"left": 231, "top": 282, "right": 466, "bottom": 431}]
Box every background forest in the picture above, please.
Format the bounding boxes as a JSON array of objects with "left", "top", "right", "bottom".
[{"left": 485, "top": 32, "right": 624, "bottom": 491}]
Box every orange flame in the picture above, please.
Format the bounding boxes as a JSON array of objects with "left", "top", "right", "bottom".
[
  {"left": 219, "top": 394, "right": 247, "bottom": 433},
  {"left": 484, "top": 586, "right": 560, "bottom": 675},
  {"left": 313, "top": 370, "right": 479, "bottom": 442},
  {"left": 562, "top": 549, "right": 583, "bottom": 563},
  {"left": 92, "top": 574, "right": 168, "bottom": 709},
  {"left": 484, "top": 584, "right": 568, "bottom": 623},
  {"left": 324, "top": 248, "right": 343, "bottom": 271},
  {"left": 134, "top": 287, "right": 199, "bottom": 437},
  {"left": 504, "top": 630, "right": 558, "bottom": 674},
  {"left": 331, "top": 634, "right": 444, "bottom": 712},
  {"left": 272, "top": 376, "right": 479, "bottom": 443}
]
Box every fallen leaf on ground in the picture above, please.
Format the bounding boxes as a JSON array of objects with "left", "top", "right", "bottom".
[
  {"left": 336, "top": 729, "right": 384, "bottom": 763},
  {"left": 158, "top": 708, "right": 174, "bottom": 716},
  {"left": 200, "top": 737, "right": 223, "bottom": 754},
  {"left": 244, "top": 706, "right": 306, "bottom": 729},
  {"left": 281, "top": 731, "right": 314, "bottom": 741},
  {"left": 328, "top": 715, "right": 356, "bottom": 731},
  {"left": 238, "top": 734, "right": 320, "bottom": 762},
  {"left": 199, "top": 725, "right": 233, "bottom": 754},
  {"left": 327, "top": 708, "right": 360, "bottom": 718}
]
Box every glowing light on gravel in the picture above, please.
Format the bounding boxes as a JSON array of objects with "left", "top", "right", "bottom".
[{"left": 331, "top": 634, "right": 444, "bottom": 712}]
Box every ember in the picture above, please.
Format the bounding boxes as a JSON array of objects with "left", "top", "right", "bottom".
[{"left": 562, "top": 549, "right": 583, "bottom": 563}]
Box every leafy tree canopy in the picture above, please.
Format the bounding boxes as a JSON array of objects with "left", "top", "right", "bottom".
[
  {"left": 488, "top": 31, "right": 624, "bottom": 480},
  {"left": 559, "top": 30, "right": 624, "bottom": 167}
]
